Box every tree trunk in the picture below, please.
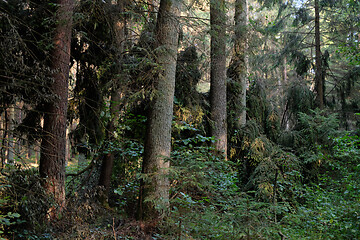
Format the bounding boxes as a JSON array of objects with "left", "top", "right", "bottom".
[
  {"left": 138, "top": 0, "right": 181, "bottom": 221},
  {"left": 210, "top": 0, "right": 227, "bottom": 157},
  {"left": 230, "top": 0, "right": 248, "bottom": 128},
  {"left": 6, "top": 105, "right": 14, "bottom": 164},
  {"left": 39, "top": 0, "right": 74, "bottom": 219},
  {"left": 0, "top": 112, "right": 5, "bottom": 166},
  {"left": 314, "top": 0, "right": 323, "bottom": 108},
  {"left": 2, "top": 107, "right": 9, "bottom": 165}
]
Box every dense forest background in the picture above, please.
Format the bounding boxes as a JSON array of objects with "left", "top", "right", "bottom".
[{"left": 1, "top": 0, "right": 360, "bottom": 239}]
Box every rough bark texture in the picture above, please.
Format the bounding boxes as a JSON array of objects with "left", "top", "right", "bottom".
[
  {"left": 98, "top": 0, "right": 126, "bottom": 202},
  {"left": 230, "top": 0, "right": 248, "bottom": 128},
  {"left": 39, "top": 0, "right": 74, "bottom": 219},
  {"left": 138, "top": 0, "right": 180, "bottom": 221},
  {"left": 210, "top": 0, "right": 227, "bottom": 157},
  {"left": 314, "top": 0, "right": 324, "bottom": 108}
]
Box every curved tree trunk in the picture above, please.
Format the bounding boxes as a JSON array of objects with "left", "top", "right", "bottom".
[
  {"left": 138, "top": 0, "right": 181, "bottom": 221},
  {"left": 210, "top": 0, "right": 227, "bottom": 157},
  {"left": 39, "top": 0, "right": 74, "bottom": 219}
]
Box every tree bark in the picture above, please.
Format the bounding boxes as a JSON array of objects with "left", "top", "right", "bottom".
[
  {"left": 314, "top": 0, "right": 323, "bottom": 108},
  {"left": 39, "top": 0, "right": 74, "bottom": 219},
  {"left": 230, "top": 0, "right": 248, "bottom": 128},
  {"left": 210, "top": 0, "right": 227, "bottom": 157},
  {"left": 138, "top": 0, "right": 181, "bottom": 221}
]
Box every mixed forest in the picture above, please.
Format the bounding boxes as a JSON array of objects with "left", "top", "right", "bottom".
[{"left": 0, "top": 0, "right": 360, "bottom": 239}]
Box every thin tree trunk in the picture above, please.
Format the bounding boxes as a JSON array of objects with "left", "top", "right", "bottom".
[
  {"left": 210, "top": 0, "right": 227, "bottom": 157},
  {"left": 138, "top": 0, "right": 181, "bottom": 221},
  {"left": 39, "top": 0, "right": 74, "bottom": 219},
  {"left": 6, "top": 105, "right": 14, "bottom": 164},
  {"left": 314, "top": 0, "right": 323, "bottom": 108},
  {"left": 3, "top": 107, "right": 9, "bottom": 165},
  {"left": 0, "top": 112, "right": 4, "bottom": 166}
]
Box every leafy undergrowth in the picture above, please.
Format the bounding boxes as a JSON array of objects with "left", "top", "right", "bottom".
[
  {"left": 278, "top": 133, "right": 360, "bottom": 239},
  {"left": 1, "top": 129, "right": 360, "bottom": 239}
]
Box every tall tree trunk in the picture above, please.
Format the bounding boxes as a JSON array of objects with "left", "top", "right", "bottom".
[
  {"left": 98, "top": 0, "right": 126, "bottom": 203},
  {"left": 229, "top": 0, "right": 248, "bottom": 128},
  {"left": 0, "top": 111, "right": 6, "bottom": 166},
  {"left": 138, "top": 0, "right": 181, "bottom": 221},
  {"left": 6, "top": 105, "right": 14, "bottom": 164},
  {"left": 314, "top": 0, "right": 323, "bottom": 108},
  {"left": 15, "top": 102, "right": 23, "bottom": 157},
  {"left": 39, "top": 0, "right": 74, "bottom": 219},
  {"left": 210, "top": 0, "right": 227, "bottom": 157},
  {"left": 2, "top": 108, "right": 9, "bottom": 165}
]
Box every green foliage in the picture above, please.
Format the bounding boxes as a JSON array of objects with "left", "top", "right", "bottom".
[
  {"left": 164, "top": 132, "right": 276, "bottom": 239},
  {"left": 111, "top": 139, "right": 142, "bottom": 216},
  {"left": 297, "top": 109, "right": 339, "bottom": 147},
  {"left": 332, "top": 133, "right": 360, "bottom": 162},
  {"left": 280, "top": 109, "right": 340, "bottom": 179},
  {"left": 292, "top": 8, "right": 311, "bottom": 26},
  {"left": 279, "top": 132, "right": 360, "bottom": 239},
  {"left": 120, "top": 113, "right": 148, "bottom": 141},
  {"left": 175, "top": 46, "right": 202, "bottom": 107},
  {"left": 229, "top": 114, "right": 300, "bottom": 203},
  {"left": 286, "top": 81, "right": 314, "bottom": 116},
  {"left": 279, "top": 109, "right": 339, "bottom": 154},
  {"left": 0, "top": 167, "right": 52, "bottom": 238},
  {"left": 247, "top": 82, "right": 268, "bottom": 128},
  {"left": 0, "top": 188, "right": 22, "bottom": 238},
  {"left": 245, "top": 81, "right": 281, "bottom": 141}
]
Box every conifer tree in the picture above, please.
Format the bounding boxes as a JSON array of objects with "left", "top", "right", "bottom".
[
  {"left": 39, "top": 0, "right": 74, "bottom": 219},
  {"left": 138, "top": 0, "right": 181, "bottom": 220},
  {"left": 210, "top": 0, "right": 227, "bottom": 157}
]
